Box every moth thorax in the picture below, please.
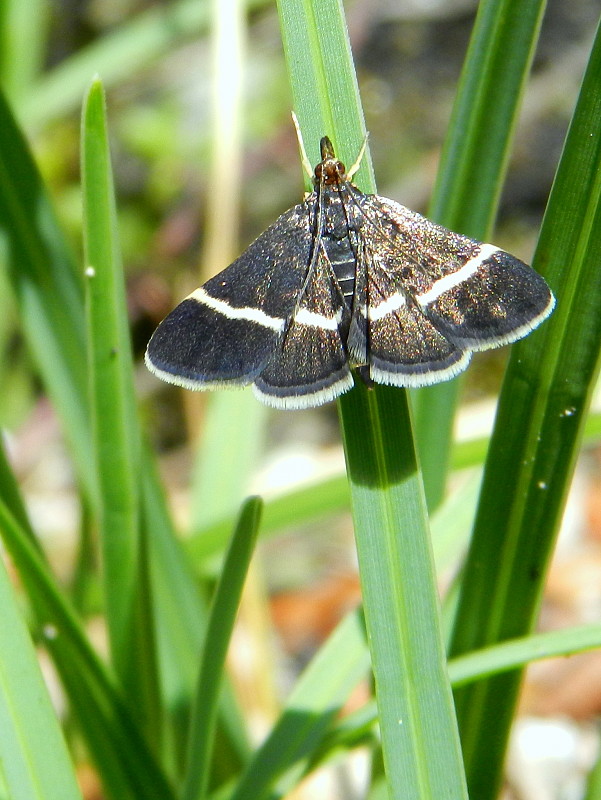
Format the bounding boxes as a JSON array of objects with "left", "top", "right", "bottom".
[{"left": 314, "top": 158, "right": 347, "bottom": 186}]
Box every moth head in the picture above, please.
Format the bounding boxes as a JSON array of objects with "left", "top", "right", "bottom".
[{"left": 313, "top": 136, "right": 347, "bottom": 186}]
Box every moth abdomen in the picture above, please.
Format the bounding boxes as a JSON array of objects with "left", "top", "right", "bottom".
[{"left": 321, "top": 231, "right": 358, "bottom": 306}]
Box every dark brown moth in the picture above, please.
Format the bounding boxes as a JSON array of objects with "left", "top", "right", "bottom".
[{"left": 146, "top": 135, "right": 554, "bottom": 409}]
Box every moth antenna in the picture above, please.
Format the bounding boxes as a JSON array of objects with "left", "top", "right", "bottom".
[
  {"left": 291, "top": 111, "right": 314, "bottom": 180},
  {"left": 346, "top": 133, "right": 369, "bottom": 180}
]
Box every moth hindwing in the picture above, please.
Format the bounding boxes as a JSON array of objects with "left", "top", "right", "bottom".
[{"left": 146, "top": 136, "right": 555, "bottom": 410}]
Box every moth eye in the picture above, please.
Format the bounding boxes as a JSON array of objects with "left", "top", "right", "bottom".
[{"left": 401, "top": 267, "right": 412, "bottom": 279}]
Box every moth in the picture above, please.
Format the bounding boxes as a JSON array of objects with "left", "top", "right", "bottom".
[{"left": 145, "top": 131, "right": 554, "bottom": 410}]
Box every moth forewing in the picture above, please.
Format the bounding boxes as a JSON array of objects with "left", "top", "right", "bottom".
[
  {"left": 354, "top": 194, "right": 554, "bottom": 358},
  {"left": 145, "top": 202, "right": 314, "bottom": 390},
  {"left": 253, "top": 247, "right": 353, "bottom": 408}
]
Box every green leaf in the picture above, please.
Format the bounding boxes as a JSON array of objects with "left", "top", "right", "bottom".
[
  {"left": 81, "top": 79, "right": 160, "bottom": 735},
  {"left": 411, "top": 0, "right": 548, "bottom": 508},
  {"left": 0, "top": 0, "right": 49, "bottom": 100},
  {"left": 187, "top": 0, "right": 268, "bottom": 534},
  {"left": 317, "top": 621, "right": 601, "bottom": 763},
  {"left": 339, "top": 385, "right": 468, "bottom": 800},
  {"left": 0, "top": 87, "right": 94, "bottom": 499},
  {"left": 0, "top": 549, "right": 83, "bottom": 800},
  {"left": 585, "top": 743, "right": 601, "bottom": 800},
  {"left": 276, "top": 0, "right": 373, "bottom": 189},
  {"left": 449, "top": 624, "right": 601, "bottom": 687},
  {"left": 181, "top": 497, "right": 262, "bottom": 800},
  {"left": 276, "top": 2, "right": 468, "bottom": 796},
  {"left": 0, "top": 432, "right": 36, "bottom": 541},
  {"left": 450, "top": 14, "right": 601, "bottom": 797},
  {"left": 188, "top": 474, "right": 350, "bottom": 568},
  {"left": 0, "top": 497, "right": 175, "bottom": 800},
  {"left": 191, "top": 393, "right": 266, "bottom": 529},
  {"left": 187, "top": 413, "right": 601, "bottom": 572}
]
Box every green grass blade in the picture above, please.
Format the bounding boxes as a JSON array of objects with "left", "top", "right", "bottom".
[
  {"left": 0, "top": 432, "right": 36, "bottom": 541},
  {"left": 81, "top": 72, "right": 248, "bottom": 774},
  {"left": 313, "top": 701, "right": 379, "bottom": 761},
  {"left": 181, "top": 497, "right": 262, "bottom": 800},
  {"left": 430, "top": 0, "right": 547, "bottom": 234},
  {"left": 225, "top": 572, "right": 598, "bottom": 800},
  {"left": 585, "top": 746, "right": 601, "bottom": 800},
  {"left": 0, "top": 550, "right": 83, "bottom": 800},
  {"left": 449, "top": 624, "right": 601, "bottom": 686},
  {"left": 191, "top": 394, "right": 266, "bottom": 528},
  {"left": 276, "top": 0, "right": 373, "bottom": 188},
  {"left": 141, "top": 453, "right": 251, "bottom": 779},
  {"left": 0, "top": 0, "right": 48, "bottom": 100},
  {"left": 339, "top": 384, "right": 467, "bottom": 799},
  {"left": 142, "top": 456, "right": 209, "bottom": 729},
  {"left": 219, "top": 604, "right": 600, "bottom": 800},
  {"left": 81, "top": 78, "right": 158, "bottom": 714},
  {"left": 275, "top": 2, "right": 468, "bottom": 795},
  {"left": 0, "top": 497, "right": 176, "bottom": 800},
  {"left": 188, "top": 412, "right": 601, "bottom": 570},
  {"left": 449, "top": 16, "right": 601, "bottom": 797},
  {"left": 313, "top": 621, "right": 601, "bottom": 762},
  {"left": 411, "top": 0, "right": 548, "bottom": 508},
  {"left": 0, "top": 88, "right": 94, "bottom": 499}
]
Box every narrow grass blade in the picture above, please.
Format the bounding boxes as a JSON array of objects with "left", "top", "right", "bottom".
[
  {"left": 225, "top": 610, "right": 601, "bottom": 799},
  {"left": 0, "top": 432, "right": 36, "bottom": 541},
  {"left": 0, "top": 551, "right": 83, "bottom": 800},
  {"left": 140, "top": 453, "right": 251, "bottom": 780},
  {"left": 0, "top": 88, "right": 94, "bottom": 498},
  {"left": 0, "top": 72, "right": 242, "bottom": 777},
  {"left": 172, "top": 19, "right": 269, "bottom": 771},
  {"left": 449, "top": 624, "right": 601, "bottom": 687},
  {"left": 276, "top": 0, "right": 373, "bottom": 188},
  {"left": 0, "top": 0, "right": 48, "bottom": 100},
  {"left": 411, "top": 0, "right": 548, "bottom": 508},
  {"left": 450, "top": 16, "right": 601, "bottom": 797},
  {"left": 0, "top": 266, "right": 21, "bottom": 427},
  {"left": 191, "top": 393, "right": 266, "bottom": 529},
  {"left": 277, "top": 2, "right": 467, "bottom": 795},
  {"left": 0, "top": 497, "right": 175, "bottom": 800},
  {"left": 188, "top": 411, "right": 601, "bottom": 569},
  {"left": 313, "top": 701, "right": 379, "bottom": 762},
  {"left": 430, "top": 0, "right": 547, "bottom": 235},
  {"left": 339, "top": 384, "right": 468, "bottom": 799},
  {"left": 310, "top": 621, "right": 601, "bottom": 764},
  {"left": 81, "top": 78, "right": 158, "bottom": 717},
  {"left": 85, "top": 67, "right": 254, "bottom": 772},
  {"left": 181, "top": 497, "right": 261, "bottom": 800}
]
